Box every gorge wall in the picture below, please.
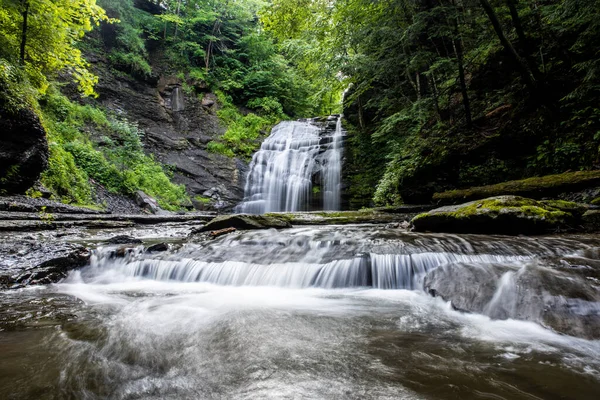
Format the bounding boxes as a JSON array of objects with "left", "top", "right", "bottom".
[{"left": 81, "top": 49, "right": 246, "bottom": 210}]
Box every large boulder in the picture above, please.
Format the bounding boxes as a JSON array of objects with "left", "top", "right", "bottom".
[
  {"left": 0, "top": 241, "right": 91, "bottom": 288},
  {"left": 198, "top": 214, "right": 292, "bottom": 232},
  {"left": 424, "top": 251, "right": 600, "bottom": 339},
  {"left": 582, "top": 210, "right": 600, "bottom": 232},
  {"left": 0, "top": 106, "right": 49, "bottom": 194},
  {"left": 411, "top": 196, "right": 586, "bottom": 234}
]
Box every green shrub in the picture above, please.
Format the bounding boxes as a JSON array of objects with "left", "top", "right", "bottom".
[
  {"left": 39, "top": 91, "right": 189, "bottom": 210},
  {"left": 208, "top": 91, "right": 279, "bottom": 158}
]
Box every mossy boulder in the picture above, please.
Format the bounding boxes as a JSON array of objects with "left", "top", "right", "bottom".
[
  {"left": 433, "top": 171, "right": 600, "bottom": 205},
  {"left": 199, "top": 214, "right": 292, "bottom": 232},
  {"left": 411, "top": 196, "right": 586, "bottom": 235},
  {"left": 582, "top": 210, "right": 600, "bottom": 232}
]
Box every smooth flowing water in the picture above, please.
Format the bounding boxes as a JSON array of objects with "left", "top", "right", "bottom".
[
  {"left": 1, "top": 225, "right": 600, "bottom": 399},
  {"left": 237, "top": 117, "right": 344, "bottom": 213}
]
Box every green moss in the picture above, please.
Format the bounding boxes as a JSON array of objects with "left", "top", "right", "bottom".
[
  {"left": 194, "top": 196, "right": 212, "bottom": 204},
  {"left": 446, "top": 198, "right": 570, "bottom": 223},
  {"left": 411, "top": 196, "right": 582, "bottom": 234},
  {"left": 434, "top": 171, "right": 600, "bottom": 204},
  {"left": 591, "top": 197, "right": 600, "bottom": 206}
]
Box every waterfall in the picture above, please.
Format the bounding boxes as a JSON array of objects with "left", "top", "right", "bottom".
[
  {"left": 236, "top": 116, "right": 344, "bottom": 213},
  {"left": 323, "top": 117, "right": 343, "bottom": 210},
  {"left": 88, "top": 244, "right": 530, "bottom": 290}
]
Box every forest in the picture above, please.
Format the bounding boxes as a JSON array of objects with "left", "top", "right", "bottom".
[{"left": 1, "top": 0, "right": 599, "bottom": 208}]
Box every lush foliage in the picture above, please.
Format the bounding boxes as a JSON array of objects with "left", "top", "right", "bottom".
[
  {"left": 0, "top": 0, "right": 111, "bottom": 96},
  {"left": 39, "top": 89, "right": 189, "bottom": 209},
  {"left": 95, "top": 0, "right": 338, "bottom": 157},
  {"left": 264, "top": 0, "right": 600, "bottom": 206}
]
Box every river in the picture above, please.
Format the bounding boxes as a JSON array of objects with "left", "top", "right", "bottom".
[{"left": 1, "top": 224, "right": 599, "bottom": 399}]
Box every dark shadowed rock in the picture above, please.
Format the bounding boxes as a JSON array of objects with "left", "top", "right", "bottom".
[
  {"left": 135, "top": 190, "right": 168, "bottom": 214},
  {"left": 411, "top": 196, "right": 585, "bottom": 235},
  {"left": 424, "top": 253, "right": 600, "bottom": 339},
  {"left": 146, "top": 242, "right": 169, "bottom": 252},
  {"left": 582, "top": 210, "right": 600, "bottom": 232},
  {"left": 198, "top": 214, "right": 292, "bottom": 232},
  {"left": 0, "top": 241, "right": 90, "bottom": 288},
  {"left": 105, "top": 235, "right": 142, "bottom": 245},
  {"left": 0, "top": 106, "right": 49, "bottom": 194}
]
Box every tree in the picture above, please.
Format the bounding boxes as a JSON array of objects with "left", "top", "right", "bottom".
[{"left": 0, "top": 0, "right": 111, "bottom": 96}]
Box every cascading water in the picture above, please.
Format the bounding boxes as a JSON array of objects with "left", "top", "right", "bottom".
[
  {"left": 3, "top": 225, "right": 600, "bottom": 399},
  {"left": 323, "top": 117, "right": 343, "bottom": 210},
  {"left": 236, "top": 116, "right": 344, "bottom": 213}
]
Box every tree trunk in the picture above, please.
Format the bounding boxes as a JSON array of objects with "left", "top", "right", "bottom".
[
  {"left": 506, "top": 0, "right": 541, "bottom": 79},
  {"left": 452, "top": 38, "right": 472, "bottom": 127},
  {"left": 478, "top": 0, "right": 535, "bottom": 91},
  {"left": 174, "top": 0, "right": 182, "bottom": 39},
  {"left": 20, "top": 0, "right": 29, "bottom": 64}
]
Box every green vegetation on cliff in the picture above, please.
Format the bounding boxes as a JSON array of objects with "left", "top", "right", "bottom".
[
  {"left": 264, "top": 0, "right": 600, "bottom": 206},
  {"left": 2, "top": 0, "right": 600, "bottom": 208},
  {"left": 39, "top": 89, "right": 188, "bottom": 209},
  {"left": 97, "top": 0, "right": 337, "bottom": 158}
]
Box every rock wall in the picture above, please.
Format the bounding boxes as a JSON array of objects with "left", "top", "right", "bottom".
[
  {"left": 83, "top": 52, "right": 246, "bottom": 210},
  {"left": 0, "top": 105, "right": 49, "bottom": 195}
]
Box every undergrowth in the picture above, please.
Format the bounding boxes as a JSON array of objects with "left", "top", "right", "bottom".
[{"left": 39, "top": 88, "right": 189, "bottom": 210}]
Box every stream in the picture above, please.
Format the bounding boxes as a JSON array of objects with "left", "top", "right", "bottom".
[{"left": 1, "top": 224, "right": 600, "bottom": 399}]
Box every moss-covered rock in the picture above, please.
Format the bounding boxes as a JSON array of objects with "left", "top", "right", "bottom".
[
  {"left": 264, "top": 209, "right": 416, "bottom": 225},
  {"left": 582, "top": 210, "right": 600, "bottom": 232},
  {"left": 199, "top": 214, "right": 292, "bottom": 232},
  {"left": 411, "top": 196, "right": 585, "bottom": 235},
  {"left": 433, "top": 171, "right": 600, "bottom": 205}
]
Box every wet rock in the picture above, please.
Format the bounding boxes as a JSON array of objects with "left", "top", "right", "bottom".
[
  {"left": 0, "top": 195, "right": 105, "bottom": 214},
  {"left": 386, "top": 221, "right": 411, "bottom": 229},
  {"left": 424, "top": 256, "right": 600, "bottom": 339},
  {"left": 198, "top": 214, "right": 292, "bottom": 232},
  {"left": 135, "top": 190, "right": 166, "bottom": 214},
  {"left": 582, "top": 210, "right": 600, "bottom": 232},
  {"left": 115, "top": 246, "right": 133, "bottom": 258},
  {"left": 146, "top": 242, "right": 169, "bottom": 252},
  {"left": 105, "top": 235, "right": 142, "bottom": 245},
  {"left": 411, "top": 196, "right": 585, "bottom": 235},
  {"left": 0, "top": 241, "right": 91, "bottom": 288},
  {"left": 0, "top": 106, "right": 49, "bottom": 194}
]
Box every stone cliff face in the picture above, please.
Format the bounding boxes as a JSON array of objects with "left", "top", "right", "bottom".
[
  {"left": 0, "top": 105, "right": 49, "bottom": 195},
  {"left": 85, "top": 53, "right": 247, "bottom": 210}
]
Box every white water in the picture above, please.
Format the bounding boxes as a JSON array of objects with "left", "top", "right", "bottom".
[
  {"left": 237, "top": 117, "right": 344, "bottom": 213},
  {"left": 4, "top": 227, "right": 600, "bottom": 399},
  {"left": 323, "top": 117, "right": 343, "bottom": 210}
]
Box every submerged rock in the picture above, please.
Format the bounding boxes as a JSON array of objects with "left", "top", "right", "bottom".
[
  {"left": 424, "top": 253, "right": 600, "bottom": 339},
  {"left": 146, "top": 242, "right": 169, "bottom": 252},
  {"left": 105, "top": 235, "right": 143, "bottom": 245},
  {"left": 411, "top": 196, "right": 586, "bottom": 234},
  {"left": 198, "top": 214, "right": 292, "bottom": 232},
  {"left": 0, "top": 241, "right": 90, "bottom": 288}
]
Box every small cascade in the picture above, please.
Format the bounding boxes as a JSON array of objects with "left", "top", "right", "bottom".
[
  {"left": 91, "top": 250, "right": 528, "bottom": 290},
  {"left": 236, "top": 116, "right": 345, "bottom": 213},
  {"left": 85, "top": 227, "right": 574, "bottom": 291}
]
